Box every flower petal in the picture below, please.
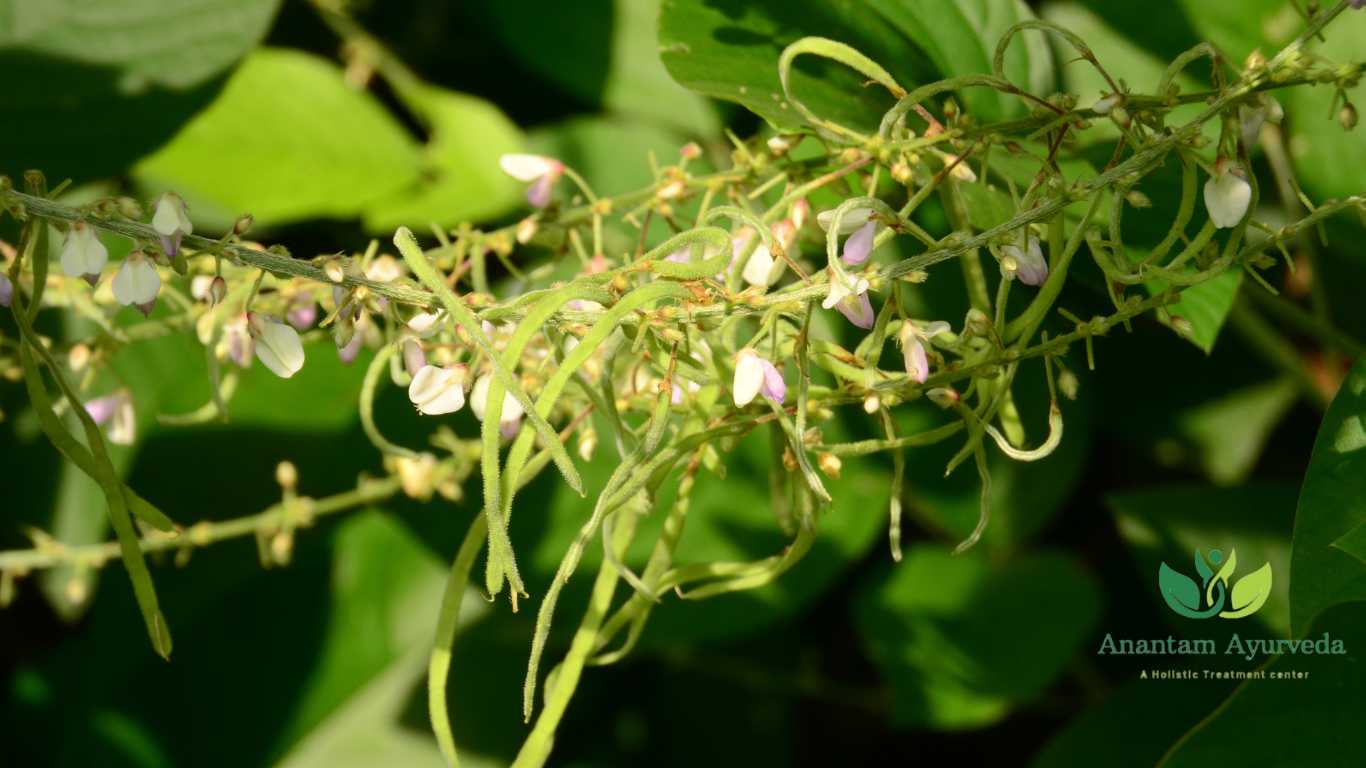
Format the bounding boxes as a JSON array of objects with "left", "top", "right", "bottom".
[
  {"left": 841, "top": 221, "right": 876, "bottom": 265},
  {"left": 837, "top": 291, "right": 876, "bottom": 329},
  {"left": 741, "top": 244, "right": 777, "bottom": 287},
  {"left": 1204, "top": 165, "right": 1252, "bottom": 229},
  {"left": 499, "top": 154, "right": 557, "bottom": 182},
  {"left": 733, "top": 349, "right": 764, "bottom": 407},
  {"left": 816, "top": 207, "right": 872, "bottom": 234}
]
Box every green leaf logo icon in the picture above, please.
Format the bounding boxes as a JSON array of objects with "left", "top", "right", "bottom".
[
  {"left": 1158, "top": 548, "right": 1270, "bottom": 620},
  {"left": 1220, "top": 562, "right": 1273, "bottom": 619}
]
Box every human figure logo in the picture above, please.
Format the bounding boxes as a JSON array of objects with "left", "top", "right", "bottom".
[{"left": 1158, "top": 548, "right": 1272, "bottom": 619}]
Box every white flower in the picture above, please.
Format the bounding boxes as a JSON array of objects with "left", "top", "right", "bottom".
[
  {"left": 899, "top": 321, "right": 951, "bottom": 383},
  {"left": 1092, "top": 93, "right": 1120, "bottom": 114},
  {"left": 741, "top": 241, "right": 778, "bottom": 287},
  {"left": 1002, "top": 235, "right": 1048, "bottom": 286},
  {"left": 470, "top": 373, "right": 525, "bottom": 423},
  {"left": 248, "top": 313, "right": 306, "bottom": 378},
  {"left": 1204, "top": 160, "right": 1252, "bottom": 229},
  {"left": 821, "top": 268, "right": 875, "bottom": 328},
  {"left": 85, "top": 391, "right": 135, "bottom": 446},
  {"left": 733, "top": 348, "right": 765, "bottom": 407},
  {"left": 111, "top": 251, "right": 161, "bottom": 317},
  {"left": 408, "top": 364, "right": 467, "bottom": 415},
  {"left": 816, "top": 206, "right": 872, "bottom": 234},
  {"left": 365, "top": 255, "right": 402, "bottom": 283},
  {"left": 59, "top": 222, "right": 108, "bottom": 286},
  {"left": 499, "top": 154, "right": 565, "bottom": 209},
  {"left": 406, "top": 311, "right": 446, "bottom": 338},
  {"left": 151, "top": 193, "right": 193, "bottom": 258}
]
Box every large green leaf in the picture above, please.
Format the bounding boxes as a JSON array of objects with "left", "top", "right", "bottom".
[
  {"left": 0, "top": 0, "right": 280, "bottom": 181},
  {"left": 658, "top": 0, "right": 938, "bottom": 134},
  {"left": 1158, "top": 601, "right": 1366, "bottom": 766},
  {"left": 853, "top": 545, "right": 1101, "bottom": 729},
  {"left": 362, "top": 85, "right": 525, "bottom": 233},
  {"left": 1109, "top": 484, "right": 1295, "bottom": 636},
  {"left": 1173, "top": 377, "right": 1298, "bottom": 485},
  {"left": 487, "top": 0, "right": 718, "bottom": 137},
  {"left": 865, "top": 0, "right": 1055, "bottom": 122},
  {"left": 135, "top": 48, "right": 422, "bottom": 229},
  {"left": 1289, "top": 356, "right": 1366, "bottom": 637},
  {"left": 1033, "top": 679, "right": 1233, "bottom": 768}
]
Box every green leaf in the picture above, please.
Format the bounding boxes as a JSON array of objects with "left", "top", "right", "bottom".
[
  {"left": 1033, "top": 678, "right": 1232, "bottom": 768},
  {"left": 270, "top": 512, "right": 450, "bottom": 759},
  {"left": 853, "top": 545, "right": 1101, "bottom": 729},
  {"left": 1224, "top": 562, "right": 1273, "bottom": 618},
  {"left": 487, "top": 0, "right": 718, "bottom": 137},
  {"left": 1289, "top": 356, "right": 1366, "bottom": 637},
  {"left": 1109, "top": 484, "right": 1295, "bottom": 635},
  {"left": 362, "top": 85, "right": 525, "bottom": 232},
  {"left": 1173, "top": 377, "right": 1298, "bottom": 485},
  {"left": 1158, "top": 562, "right": 1202, "bottom": 614},
  {"left": 135, "top": 48, "right": 422, "bottom": 229},
  {"left": 1158, "top": 602, "right": 1366, "bottom": 766},
  {"left": 1282, "top": 10, "right": 1366, "bottom": 202},
  {"left": 1125, "top": 245, "right": 1242, "bottom": 354},
  {"left": 865, "top": 0, "right": 1055, "bottom": 121},
  {"left": 658, "top": 0, "right": 938, "bottom": 134},
  {"left": 0, "top": 0, "right": 280, "bottom": 181}
]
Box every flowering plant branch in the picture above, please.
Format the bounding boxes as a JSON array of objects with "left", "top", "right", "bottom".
[{"left": 2, "top": 1, "right": 1365, "bottom": 766}]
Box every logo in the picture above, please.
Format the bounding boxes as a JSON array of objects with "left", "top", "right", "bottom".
[{"left": 1158, "top": 548, "right": 1272, "bottom": 619}]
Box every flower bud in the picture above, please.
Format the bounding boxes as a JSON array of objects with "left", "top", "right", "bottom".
[
  {"left": 578, "top": 427, "right": 597, "bottom": 462},
  {"left": 151, "top": 192, "right": 193, "bottom": 258},
  {"left": 927, "top": 387, "right": 959, "bottom": 409},
  {"left": 68, "top": 343, "right": 90, "bottom": 373},
  {"left": 515, "top": 216, "right": 539, "bottom": 244},
  {"left": 324, "top": 258, "right": 346, "bottom": 283},
  {"left": 1002, "top": 236, "right": 1048, "bottom": 286},
  {"left": 285, "top": 297, "right": 316, "bottom": 330},
  {"left": 1340, "top": 102, "right": 1358, "bottom": 131},
  {"left": 817, "top": 452, "right": 842, "bottom": 479},
  {"left": 209, "top": 276, "right": 227, "bottom": 307},
  {"left": 275, "top": 460, "right": 298, "bottom": 490},
  {"left": 766, "top": 135, "right": 793, "bottom": 155},
  {"left": 365, "top": 255, "right": 402, "bottom": 283},
  {"left": 841, "top": 221, "right": 876, "bottom": 265},
  {"left": 229, "top": 213, "right": 253, "bottom": 236},
  {"left": 791, "top": 198, "right": 810, "bottom": 230},
  {"left": 863, "top": 394, "right": 880, "bottom": 414},
  {"left": 680, "top": 142, "right": 702, "bottom": 160},
  {"left": 1092, "top": 93, "right": 1122, "bottom": 115}
]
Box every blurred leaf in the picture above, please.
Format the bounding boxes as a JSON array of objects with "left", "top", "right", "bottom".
[
  {"left": 528, "top": 116, "right": 686, "bottom": 197},
  {"left": 0, "top": 0, "right": 280, "bottom": 180},
  {"left": 1158, "top": 601, "right": 1366, "bottom": 766},
  {"left": 1041, "top": 3, "right": 1217, "bottom": 147},
  {"left": 865, "top": 0, "right": 1055, "bottom": 121},
  {"left": 658, "top": 0, "right": 937, "bottom": 134},
  {"left": 362, "top": 85, "right": 525, "bottom": 233},
  {"left": 1032, "top": 678, "right": 1231, "bottom": 768},
  {"left": 488, "top": 0, "right": 719, "bottom": 137},
  {"left": 135, "top": 48, "right": 422, "bottom": 229},
  {"left": 1289, "top": 356, "right": 1366, "bottom": 637},
  {"left": 1283, "top": 10, "right": 1366, "bottom": 202},
  {"left": 1174, "top": 376, "right": 1297, "bottom": 485},
  {"left": 853, "top": 545, "right": 1101, "bottom": 729},
  {"left": 1109, "top": 484, "right": 1295, "bottom": 635}
]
